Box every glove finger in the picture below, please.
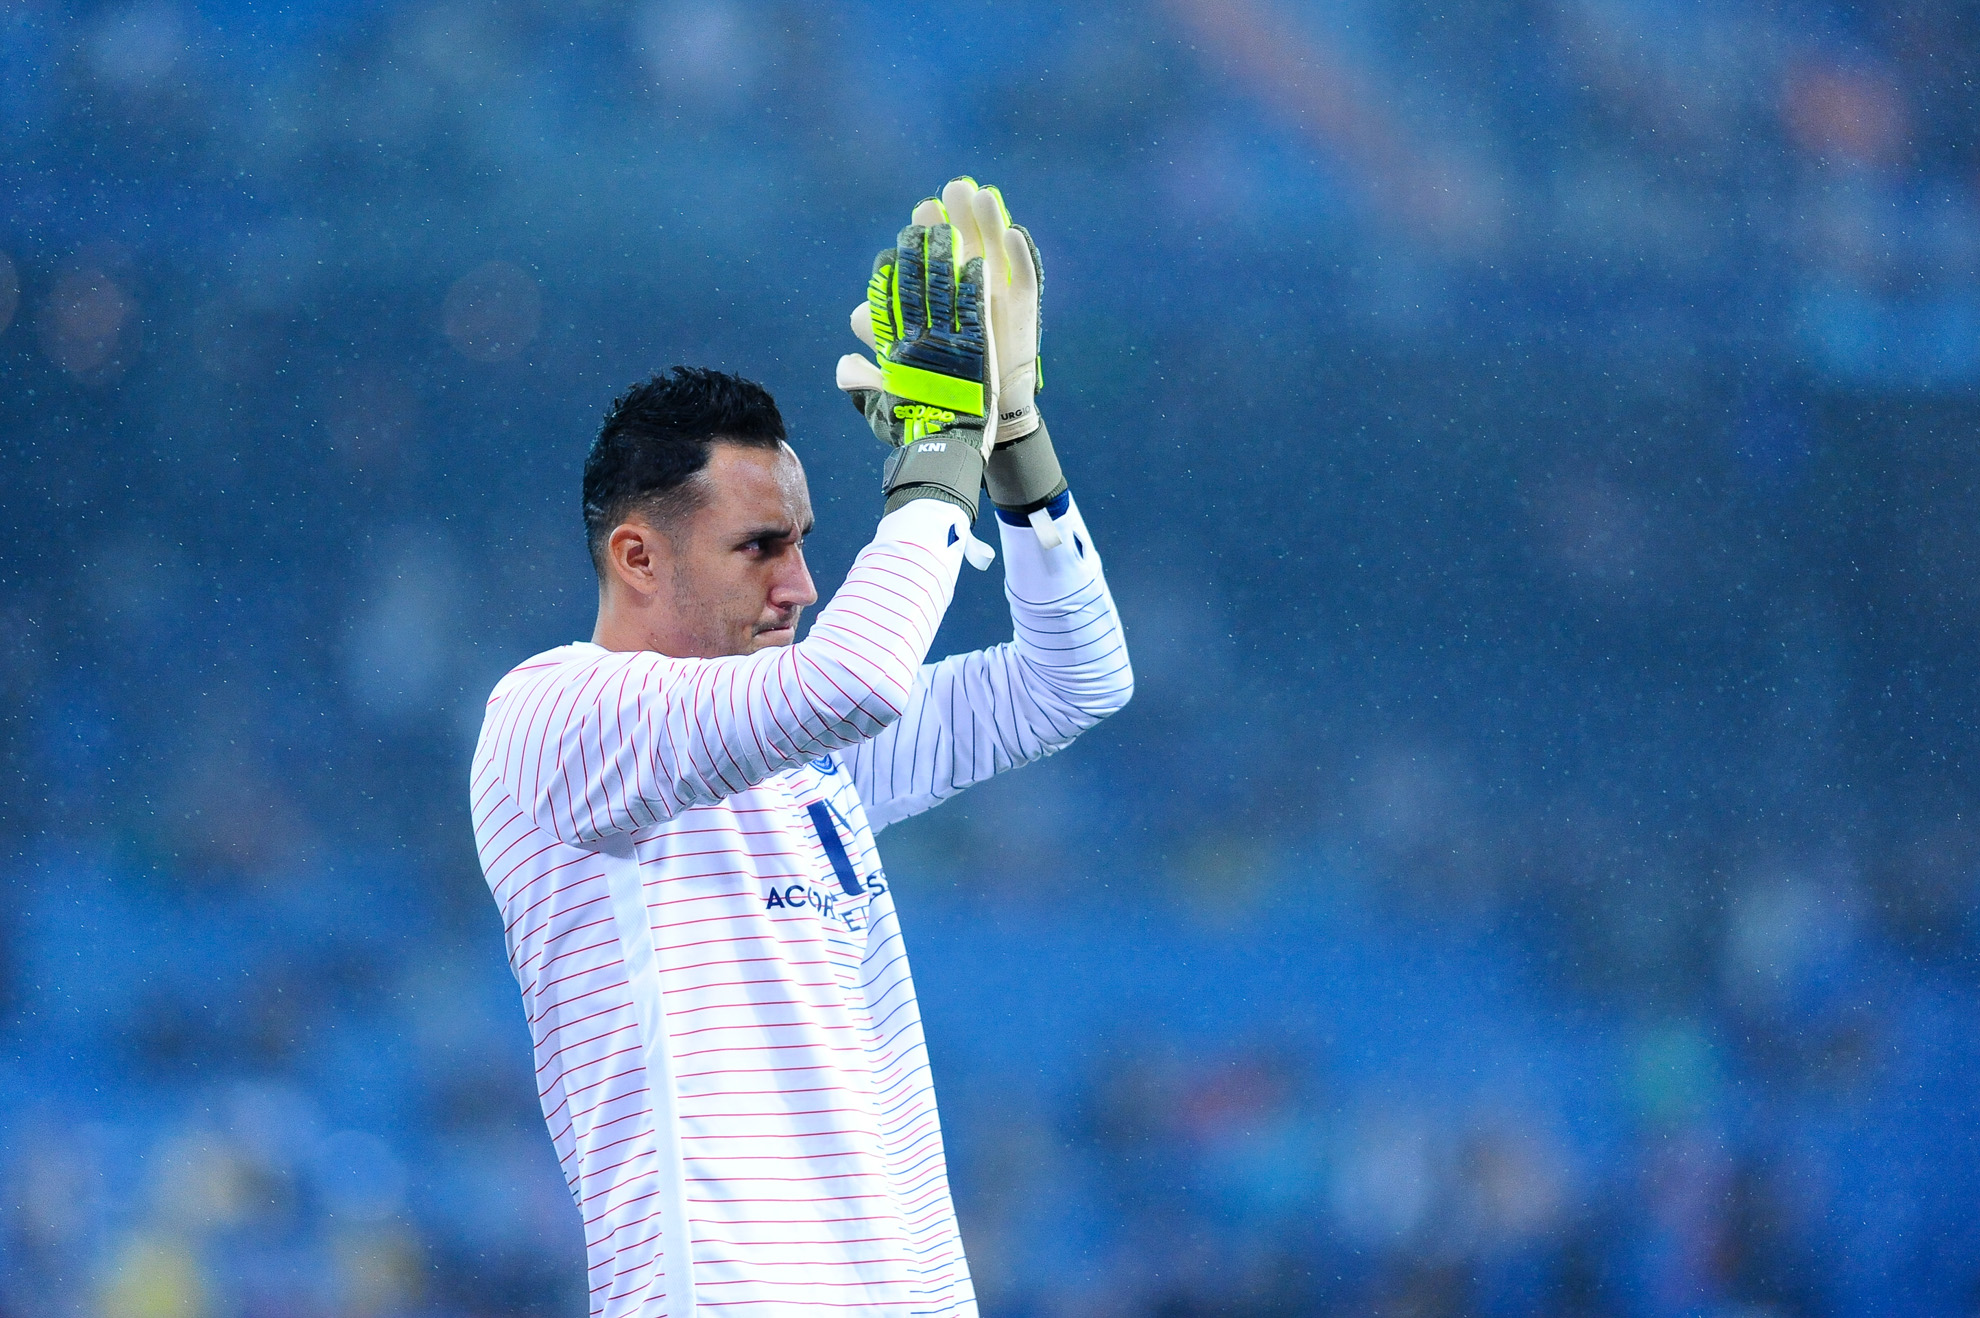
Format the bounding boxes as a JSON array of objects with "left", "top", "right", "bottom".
[
  {"left": 1008, "top": 225, "right": 1043, "bottom": 388},
  {"left": 978, "top": 183, "right": 1013, "bottom": 226},
  {"left": 972, "top": 186, "right": 1012, "bottom": 290},
  {"left": 849, "top": 301, "right": 876, "bottom": 350},
  {"left": 910, "top": 196, "right": 945, "bottom": 228},
  {"left": 924, "top": 222, "right": 958, "bottom": 332},
  {"left": 836, "top": 352, "right": 885, "bottom": 394},
  {"left": 960, "top": 252, "right": 993, "bottom": 428},
  {"left": 942, "top": 177, "right": 979, "bottom": 212},
  {"left": 1003, "top": 226, "right": 1040, "bottom": 310},
  {"left": 867, "top": 248, "right": 899, "bottom": 355},
  {"left": 894, "top": 224, "right": 930, "bottom": 332},
  {"left": 942, "top": 177, "right": 984, "bottom": 269},
  {"left": 957, "top": 253, "right": 985, "bottom": 333}
]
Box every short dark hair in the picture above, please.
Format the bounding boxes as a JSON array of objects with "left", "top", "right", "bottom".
[{"left": 582, "top": 366, "right": 787, "bottom": 572}]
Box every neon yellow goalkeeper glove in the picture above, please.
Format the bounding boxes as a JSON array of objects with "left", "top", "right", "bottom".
[
  {"left": 941, "top": 177, "right": 1042, "bottom": 442},
  {"left": 938, "top": 177, "right": 1067, "bottom": 546},
  {"left": 834, "top": 220, "right": 992, "bottom": 523}
]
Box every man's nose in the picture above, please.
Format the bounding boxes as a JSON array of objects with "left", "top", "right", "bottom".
[{"left": 774, "top": 550, "right": 818, "bottom": 610}]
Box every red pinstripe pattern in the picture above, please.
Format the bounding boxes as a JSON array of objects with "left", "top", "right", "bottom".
[{"left": 471, "top": 508, "right": 979, "bottom": 1318}]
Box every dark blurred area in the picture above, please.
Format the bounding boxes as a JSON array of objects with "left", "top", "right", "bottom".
[{"left": 5, "top": 0, "right": 1980, "bottom": 1313}]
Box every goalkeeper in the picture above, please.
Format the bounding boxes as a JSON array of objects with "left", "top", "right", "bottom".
[{"left": 469, "top": 178, "right": 1132, "bottom": 1316}]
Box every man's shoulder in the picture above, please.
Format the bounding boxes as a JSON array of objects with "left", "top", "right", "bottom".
[
  {"left": 484, "top": 642, "right": 689, "bottom": 718},
  {"left": 493, "top": 640, "right": 577, "bottom": 677},
  {"left": 488, "top": 642, "right": 610, "bottom": 699}
]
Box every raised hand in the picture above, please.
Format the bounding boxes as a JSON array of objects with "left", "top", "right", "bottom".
[{"left": 836, "top": 218, "right": 993, "bottom": 529}]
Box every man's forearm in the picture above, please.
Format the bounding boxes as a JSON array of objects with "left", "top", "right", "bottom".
[
  {"left": 847, "top": 492, "right": 1132, "bottom": 831},
  {"left": 500, "top": 499, "right": 972, "bottom": 845},
  {"left": 996, "top": 493, "right": 1134, "bottom": 726}
]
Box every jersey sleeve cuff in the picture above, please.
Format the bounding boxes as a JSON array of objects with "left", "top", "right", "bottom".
[
  {"left": 992, "top": 489, "right": 1071, "bottom": 527},
  {"left": 996, "top": 490, "right": 1102, "bottom": 595},
  {"left": 874, "top": 497, "right": 971, "bottom": 552}
]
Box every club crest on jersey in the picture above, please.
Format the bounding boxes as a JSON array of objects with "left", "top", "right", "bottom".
[{"left": 810, "top": 753, "right": 838, "bottom": 775}]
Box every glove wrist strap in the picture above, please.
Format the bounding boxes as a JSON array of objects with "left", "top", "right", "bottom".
[
  {"left": 883, "top": 433, "right": 986, "bottom": 520},
  {"left": 984, "top": 415, "right": 1067, "bottom": 513}
]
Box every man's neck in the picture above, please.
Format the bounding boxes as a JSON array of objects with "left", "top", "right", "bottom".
[
  {"left": 592, "top": 594, "right": 649, "bottom": 653},
  {"left": 594, "top": 597, "right": 715, "bottom": 658}
]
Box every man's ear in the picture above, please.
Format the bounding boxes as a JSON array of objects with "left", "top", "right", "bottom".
[{"left": 606, "top": 518, "right": 670, "bottom": 598}]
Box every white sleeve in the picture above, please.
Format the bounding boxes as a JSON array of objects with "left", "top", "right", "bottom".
[
  {"left": 846, "top": 493, "right": 1134, "bottom": 831},
  {"left": 484, "top": 500, "right": 970, "bottom": 846}
]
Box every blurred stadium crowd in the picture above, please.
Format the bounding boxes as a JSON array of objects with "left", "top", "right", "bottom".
[{"left": 5, "top": 0, "right": 1980, "bottom": 1314}]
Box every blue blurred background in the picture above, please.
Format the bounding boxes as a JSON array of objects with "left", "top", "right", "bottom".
[{"left": 6, "top": 0, "right": 1980, "bottom": 1313}]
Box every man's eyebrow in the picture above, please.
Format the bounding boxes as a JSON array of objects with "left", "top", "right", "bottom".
[{"left": 737, "top": 522, "right": 797, "bottom": 543}]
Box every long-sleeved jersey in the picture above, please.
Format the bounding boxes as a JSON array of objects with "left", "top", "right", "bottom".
[{"left": 469, "top": 494, "right": 1131, "bottom": 1317}]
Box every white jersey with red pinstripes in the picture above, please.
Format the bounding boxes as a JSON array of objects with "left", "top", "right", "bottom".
[{"left": 470, "top": 494, "right": 1131, "bottom": 1317}]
